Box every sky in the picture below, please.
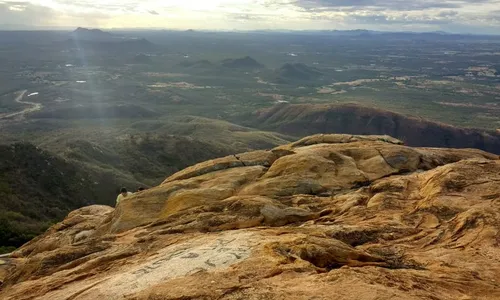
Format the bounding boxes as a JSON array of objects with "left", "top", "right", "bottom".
[{"left": 1, "top": 0, "right": 500, "bottom": 34}]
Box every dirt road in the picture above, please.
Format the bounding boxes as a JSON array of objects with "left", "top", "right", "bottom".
[{"left": 0, "top": 90, "right": 43, "bottom": 120}]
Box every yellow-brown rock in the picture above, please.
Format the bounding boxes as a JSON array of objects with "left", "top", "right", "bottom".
[{"left": 1, "top": 134, "right": 499, "bottom": 300}]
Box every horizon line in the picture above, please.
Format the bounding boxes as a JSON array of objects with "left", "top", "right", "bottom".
[{"left": 1, "top": 26, "right": 500, "bottom": 37}]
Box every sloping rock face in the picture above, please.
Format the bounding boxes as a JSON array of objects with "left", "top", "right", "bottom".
[{"left": 1, "top": 134, "right": 500, "bottom": 300}]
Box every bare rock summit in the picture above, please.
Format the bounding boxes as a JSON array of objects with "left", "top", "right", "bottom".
[{"left": 1, "top": 134, "right": 500, "bottom": 300}]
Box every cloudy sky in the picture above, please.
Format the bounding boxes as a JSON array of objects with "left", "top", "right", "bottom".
[{"left": 1, "top": 0, "right": 500, "bottom": 34}]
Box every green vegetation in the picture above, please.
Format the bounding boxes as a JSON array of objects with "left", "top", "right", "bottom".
[
  {"left": 2, "top": 31, "right": 499, "bottom": 129},
  {"left": 0, "top": 118, "right": 289, "bottom": 250},
  {"left": 12, "top": 117, "right": 290, "bottom": 185},
  {"left": 0, "top": 143, "right": 119, "bottom": 251},
  {"left": 275, "top": 63, "right": 324, "bottom": 83},
  {"left": 0, "top": 29, "right": 499, "bottom": 250}
]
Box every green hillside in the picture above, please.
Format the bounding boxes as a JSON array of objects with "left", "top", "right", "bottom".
[
  {"left": 0, "top": 117, "right": 291, "bottom": 252},
  {"left": 0, "top": 143, "right": 123, "bottom": 253}
]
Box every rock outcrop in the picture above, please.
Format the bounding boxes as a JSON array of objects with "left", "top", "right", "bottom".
[{"left": 1, "top": 134, "right": 500, "bottom": 300}]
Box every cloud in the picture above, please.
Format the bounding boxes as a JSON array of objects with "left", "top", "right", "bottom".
[
  {"left": 294, "top": 0, "right": 491, "bottom": 11},
  {"left": 288, "top": 0, "right": 500, "bottom": 32},
  {"left": 0, "top": 1, "right": 113, "bottom": 28},
  {"left": 0, "top": 0, "right": 499, "bottom": 33},
  {"left": 0, "top": 2, "right": 56, "bottom": 25},
  {"left": 52, "top": 0, "right": 140, "bottom": 12},
  {"left": 438, "top": 10, "right": 459, "bottom": 17}
]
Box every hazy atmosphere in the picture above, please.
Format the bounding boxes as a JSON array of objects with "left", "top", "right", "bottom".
[
  {"left": 1, "top": 0, "right": 500, "bottom": 33},
  {"left": 1, "top": 0, "right": 500, "bottom": 299}
]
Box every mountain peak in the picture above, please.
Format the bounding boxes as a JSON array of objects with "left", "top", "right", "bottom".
[
  {"left": 70, "top": 27, "right": 113, "bottom": 41},
  {"left": 1, "top": 134, "right": 499, "bottom": 299},
  {"left": 73, "top": 27, "right": 109, "bottom": 34},
  {"left": 221, "top": 56, "right": 264, "bottom": 69}
]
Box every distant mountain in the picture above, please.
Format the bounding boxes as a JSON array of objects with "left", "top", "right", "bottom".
[
  {"left": 278, "top": 29, "right": 500, "bottom": 41},
  {"left": 276, "top": 63, "right": 323, "bottom": 81},
  {"left": 67, "top": 27, "right": 156, "bottom": 53},
  {"left": 221, "top": 56, "right": 264, "bottom": 69},
  {"left": 247, "top": 103, "right": 500, "bottom": 154},
  {"left": 64, "top": 37, "right": 156, "bottom": 53},
  {"left": 71, "top": 27, "right": 114, "bottom": 41}
]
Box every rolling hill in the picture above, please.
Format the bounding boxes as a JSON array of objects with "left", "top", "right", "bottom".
[
  {"left": 0, "top": 117, "right": 291, "bottom": 252},
  {"left": 275, "top": 63, "right": 323, "bottom": 82},
  {"left": 220, "top": 56, "right": 264, "bottom": 69},
  {"left": 246, "top": 103, "right": 500, "bottom": 154},
  {"left": 1, "top": 116, "right": 291, "bottom": 186}
]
